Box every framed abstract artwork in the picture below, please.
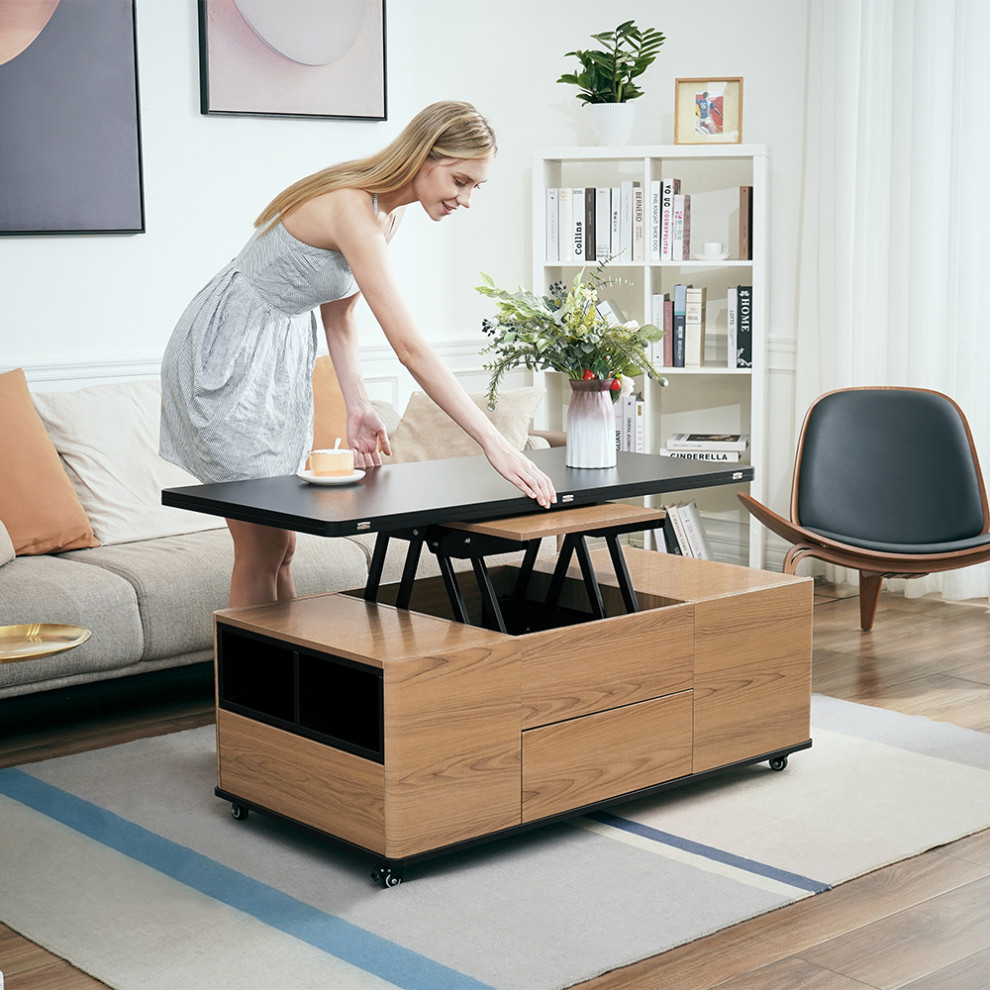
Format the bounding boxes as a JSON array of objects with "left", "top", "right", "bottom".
[
  {"left": 199, "top": 0, "right": 387, "bottom": 120},
  {"left": 674, "top": 77, "right": 743, "bottom": 145},
  {"left": 0, "top": 0, "right": 144, "bottom": 235}
]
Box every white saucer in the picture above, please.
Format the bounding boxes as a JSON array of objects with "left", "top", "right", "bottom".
[
  {"left": 297, "top": 469, "right": 365, "bottom": 486},
  {"left": 691, "top": 251, "right": 730, "bottom": 262}
]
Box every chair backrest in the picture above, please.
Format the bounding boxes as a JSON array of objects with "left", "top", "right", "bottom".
[{"left": 794, "top": 387, "right": 988, "bottom": 544}]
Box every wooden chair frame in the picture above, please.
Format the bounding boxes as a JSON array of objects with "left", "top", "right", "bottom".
[{"left": 739, "top": 386, "right": 990, "bottom": 630}]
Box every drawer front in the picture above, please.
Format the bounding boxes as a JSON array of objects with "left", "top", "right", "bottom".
[
  {"left": 522, "top": 691, "right": 693, "bottom": 822},
  {"left": 217, "top": 710, "right": 385, "bottom": 854},
  {"left": 521, "top": 603, "right": 694, "bottom": 728}
]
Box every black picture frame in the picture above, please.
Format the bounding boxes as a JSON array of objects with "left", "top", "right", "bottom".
[
  {"left": 0, "top": 0, "right": 145, "bottom": 236},
  {"left": 198, "top": 0, "right": 387, "bottom": 121}
]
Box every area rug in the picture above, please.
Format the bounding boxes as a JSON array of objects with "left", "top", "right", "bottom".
[{"left": 2, "top": 695, "right": 990, "bottom": 990}]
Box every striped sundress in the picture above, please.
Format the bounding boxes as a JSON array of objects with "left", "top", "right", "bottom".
[{"left": 159, "top": 221, "right": 359, "bottom": 484}]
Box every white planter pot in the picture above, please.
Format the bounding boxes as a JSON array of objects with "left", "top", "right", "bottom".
[
  {"left": 587, "top": 102, "right": 635, "bottom": 146},
  {"left": 566, "top": 379, "right": 617, "bottom": 468}
]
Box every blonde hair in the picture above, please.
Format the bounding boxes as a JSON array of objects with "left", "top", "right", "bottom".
[{"left": 255, "top": 101, "right": 496, "bottom": 232}]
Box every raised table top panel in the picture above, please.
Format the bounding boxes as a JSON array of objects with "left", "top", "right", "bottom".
[{"left": 163, "top": 449, "right": 753, "bottom": 537}]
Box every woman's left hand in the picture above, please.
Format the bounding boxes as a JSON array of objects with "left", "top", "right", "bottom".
[{"left": 347, "top": 404, "right": 392, "bottom": 468}]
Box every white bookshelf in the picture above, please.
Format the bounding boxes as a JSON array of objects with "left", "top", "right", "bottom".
[{"left": 531, "top": 145, "right": 769, "bottom": 568}]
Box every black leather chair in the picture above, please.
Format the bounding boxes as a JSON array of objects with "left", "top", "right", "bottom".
[{"left": 739, "top": 387, "right": 990, "bottom": 629}]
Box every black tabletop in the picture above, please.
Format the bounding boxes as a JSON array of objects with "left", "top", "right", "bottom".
[{"left": 161, "top": 448, "right": 754, "bottom": 538}]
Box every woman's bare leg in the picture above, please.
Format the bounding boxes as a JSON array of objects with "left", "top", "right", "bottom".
[{"left": 225, "top": 518, "right": 297, "bottom": 608}]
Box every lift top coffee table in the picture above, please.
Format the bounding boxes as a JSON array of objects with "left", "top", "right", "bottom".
[{"left": 163, "top": 450, "right": 811, "bottom": 887}]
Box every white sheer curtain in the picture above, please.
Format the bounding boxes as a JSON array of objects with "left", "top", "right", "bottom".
[{"left": 794, "top": 0, "right": 990, "bottom": 601}]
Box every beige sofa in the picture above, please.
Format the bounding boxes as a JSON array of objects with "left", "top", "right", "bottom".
[{"left": 0, "top": 365, "right": 548, "bottom": 702}]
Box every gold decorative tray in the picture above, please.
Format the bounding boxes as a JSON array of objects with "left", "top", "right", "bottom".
[{"left": 0, "top": 624, "right": 91, "bottom": 663}]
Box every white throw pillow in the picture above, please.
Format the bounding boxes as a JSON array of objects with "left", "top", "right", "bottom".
[
  {"left": 383, "top": 386, "right": 546, "bottom": 464},
  {"left": 32, "top": 380, "right": 224, "bottom": 545},
  {"left": 0, "top": 518, "right": 14, "bottom": 566}
]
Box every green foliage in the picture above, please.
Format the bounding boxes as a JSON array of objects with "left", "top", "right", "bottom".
[
  {"left": 557, "top": 20, "right": 666, "bottom": 104},
  {"left": 477, "top": 259, "right": 667, "bottom": 409}
]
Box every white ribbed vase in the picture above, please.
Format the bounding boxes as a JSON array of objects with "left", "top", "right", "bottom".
[
  {"left": 566, "top": 379, "right": 616, "bottom": 468},
  {"left": 587, "top": 102, "right": 635, "bottom": 146}
]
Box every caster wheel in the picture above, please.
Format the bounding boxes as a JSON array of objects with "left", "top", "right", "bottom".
[
  {"left": 231, "top": 803, "right": 249, "bottom": 820},
  {"left": 371, "top": 866, "right": 402, "bottom": 888},
  {"left": 769, "top": 756, "right": 788, "bottom": 772}
]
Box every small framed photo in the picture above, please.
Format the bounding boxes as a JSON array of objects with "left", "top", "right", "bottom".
[{"left": 674, "top": 77, "right": 743, "bottom": 145}]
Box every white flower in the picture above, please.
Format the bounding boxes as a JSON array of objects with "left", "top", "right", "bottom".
[{"left": 618, "top": 374, "right": 636, "bottom": 396}]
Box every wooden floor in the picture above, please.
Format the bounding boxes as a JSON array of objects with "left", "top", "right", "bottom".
[{"left": 1, "top": 585, "right": 989, "bottom": 990}]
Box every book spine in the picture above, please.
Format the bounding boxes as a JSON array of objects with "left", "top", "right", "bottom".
[
  {"left": 619, "top": 181, "right": 634, "bottom": 262},
  {"left": 726, "top": 285, "right": 738, "bottom": 369},
  {"left": 736, "top": 285, "right": 753, "bottom": 368},
  {"left": 572, "top": 188, "right": 584, "bottom": 262},
  {"left": 585, "top": 187, "right": 596, "bottom": 262},
  {"left": 649, "top": 180, "right": 662, "bottom": 261},
  {"left": 632, "top": 185, "right": 645, "bottom": 262},
  {"left": 661, "top": 508, "right": 684, "bottom": 555},
  {"left": 659, "top": 448, "right": 741, "bottom": 462},
  {"left": 684, "top": 286, "right": 706, "bottom": 368},
  {"left": 667, "top": 503, "right": 694, "bottom": 557},
  {"left": 546, "top": 188, "right": 559, "bottom": 263},
  {"left": 679, "top": 501, "right": 713, "bottom": 559},
  {"left": 558, "top": 187, "right": 574, "bottom": 262},
  {"left": 660, "top": 178, "right": 680, "bottom": 260},
  {"left": 739, "top": 185, "right": 753, "bottom": 260},
  {"left": 610, "top": 187, "right": 620, "bottom": 259},
  {"left": 650, "top": 293, "right": 666, "bottom": 366},
  {"left": 634, "top": 396, "right": 645, "bottom": 452},
  {"left": 595, "top": 187, "right": 612, "bottom": 261},
  {"left": 672, "top": 283, "right": 688, "bottom": 368},
  {"left": 663, "top": 297, "right": 674, "bottom": 367},
  {"left": 666, "top": 432, "right": 749, "bottom": 451}
]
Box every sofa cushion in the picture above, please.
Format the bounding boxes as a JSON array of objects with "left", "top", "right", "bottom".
[
  {"left": 0, "top": 520, "right": 14, "bottom": 567},
  {"left": 32, "top": 379, "right": 225, "bottom": 546},
  {"left": 0, "top": 368, "right": 99, "bottom": 556},
  {"left": 383, "top": 386, "right": 546, "bottom": 464},
  {"left": 61, "top": 529, "right": 370, "bottom": 661},
  {"left": 0, "top": 553, "right": 144, "bottom": 697}
]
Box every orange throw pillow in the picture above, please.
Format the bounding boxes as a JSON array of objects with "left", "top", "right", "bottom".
[{"left": 0, "top": 368, "right": 98, "bottom": 555}]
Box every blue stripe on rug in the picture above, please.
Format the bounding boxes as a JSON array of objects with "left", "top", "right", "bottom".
[
  {"left": 587, "top": 811, "right": 831, "bottom": 894},
  {"left": 0, "top": 768, "right": 494, "bottom": 990}
]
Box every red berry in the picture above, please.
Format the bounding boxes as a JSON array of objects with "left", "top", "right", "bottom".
[
  {"left": 610, "top": 378, "right": 622, "bottom": 391},
  {"left": 583, "top": 369, "right": 595, "bottom": 380}
]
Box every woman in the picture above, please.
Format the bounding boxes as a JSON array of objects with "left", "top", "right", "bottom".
[{"left": 161, "top": 101, "right": 556, "bottom": 608}]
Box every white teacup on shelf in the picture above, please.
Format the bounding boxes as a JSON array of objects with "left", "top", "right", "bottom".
[{"left": 692, "top": 241, "right": 730, "bottom": 262}]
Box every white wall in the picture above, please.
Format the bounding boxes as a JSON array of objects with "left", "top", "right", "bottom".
[{"left": 0, "top": 0, "right": 809, "bottom": 531}]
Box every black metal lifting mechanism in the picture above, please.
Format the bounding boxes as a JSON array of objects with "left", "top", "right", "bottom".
[{"left": 360, "top": 511, "right": 667, "bottom": 633}]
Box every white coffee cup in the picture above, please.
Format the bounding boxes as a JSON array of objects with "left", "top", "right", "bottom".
[
  {"left": 702, "top": 241, "right": 727, "bottom": 258},
  {"left": 310, "top": 440, "right": 354, "bottom": 477}
]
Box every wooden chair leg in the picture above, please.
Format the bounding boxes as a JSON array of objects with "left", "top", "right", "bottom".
[{"left": 859, "top": 571, "right": 884, "bottom": 631}]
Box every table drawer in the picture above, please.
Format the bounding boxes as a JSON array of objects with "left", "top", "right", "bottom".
[
  {"left": 521, "top": 691, "right": 693, "bottom": 822},
  {"left": 521, "top": 602, "right": 694, "bottom": 727}
]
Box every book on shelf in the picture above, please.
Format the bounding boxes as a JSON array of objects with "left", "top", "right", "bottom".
[
  {"left": 659, "top": 447, "right": 742, "bottom": 462},
  {"left": 546, "top": 188, "right": 559, "bottom": 262},
  {"left": 649, "top": 181, "right": 662, "bottom": 261},
  {"left": 672, "top": 283, "right": 689, "bottom": 368},
  {"left": 663, "top": 503, "right": 691, "bottom": 556},
  {"left": 726, "top": 285, "right": 738, "bottom": 370},
  {"left": 632, "top": 184, "right": 646, "bottom": 262},
  {"left": 675, "top": 501, "right": 713, "bottom": 559},
  {"left": 557, "top": 187, "right": 574, "bottom": 261},
  {"left": 584, "top": 187, "right": 596, "bottom": 262},
  {"left": 671, "top": 192, "right": 691, "bottom": 261},
  {"left": 650, "top": 292, "right": 668, "bottom": 366},
  {"left": 610, "top": 187, "right": 621, "bottom": 258},
  {"left": 571, "top": 187, "right": 585, "bottom": 262},
  {"left": 660, "top": 178, "right": 682, "bottom": 260},
  {"left": 739, "top": 185, "right": 753, "bottom": 260},
  {"left": 666, "top": 432, "right": 750, "bottom": 452},
  {"left": 595, "top": 187, "right": 612, "bottom": 261},
  {"left": 618, "top": 180, "right": 638, "bottom": 263},
  {"left": 614, "top": 395, "right": 645, "bottom": 452},
  {"left": 736, "top": 285, "right": 753, "bottom": 368},
  {"left": 684, "top": 285, "right": 707, "bottom": 368}
]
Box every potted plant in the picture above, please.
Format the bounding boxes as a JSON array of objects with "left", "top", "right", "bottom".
[
  {"left": 477, "top": 260, "right": 667, "bottom": 468},
  {"left": 557, "top": 20, "right": 665, "bottom": 145}
]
